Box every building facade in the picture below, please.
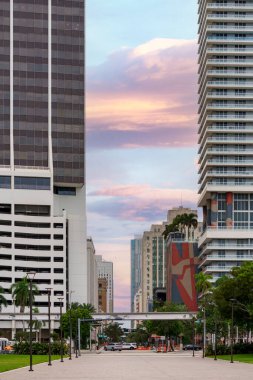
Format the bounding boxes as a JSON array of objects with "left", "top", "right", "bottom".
[
  {"left": 87, "top": 237, "right": 98, "bottom": 311},
  {"left": 0, "top": 0, "right": 86, "bottom": 315},
  {"left": 166, "top": 233, "right": 199, "bottom": 311},
  {"left": 98, "top": 277, "right": 107, "bottom": 313},
  {"left": 96, "top": 255, "right": 113, "bottom": 313},
  {"left": 130, "top": 236, "right": 142, "bottom": 312},
  {"left": 198, "top": 0, "right": 253, "bottom": 281}
]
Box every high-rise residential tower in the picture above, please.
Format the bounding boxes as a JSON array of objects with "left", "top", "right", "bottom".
[
  {"left": 0, "top": 0, "right": 86, "bottom": 314},
  {"left": 198, "top": 0, "right": 253, "bottom": 281}
]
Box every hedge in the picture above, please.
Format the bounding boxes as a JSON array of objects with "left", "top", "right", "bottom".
[{"left": 13, "top": 341, "right": 69, "bottom": 355}]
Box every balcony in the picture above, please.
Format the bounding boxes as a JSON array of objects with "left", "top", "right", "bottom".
[
  {"left": 199, "top": 254, "right": 253, "bottom": 267},
  {"left": 207, "top": 25, "right": 253, "bottom": 31},
  {"left": 207, "top": 3, "right": 253, "bottom": 10}
]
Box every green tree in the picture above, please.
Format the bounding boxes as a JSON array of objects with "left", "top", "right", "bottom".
[
  {"left": 10, "top": 277, "right": 39, "bottom": 313},
  {"left": 0, "top": 286, "right": 7, "bottom": 311},
  {"left": 143, "top": 302, "right": 190, "bottom": 342},
  {"left": 126, "top": 326, "right": 149, "bottom": 345},
  {"left": 61, "top": 303, "right": 95, "bottom": 348},
  {"left": 162, "top": 223, "right": 179, "bottom": 240},
  {"left": 195, "top": 272, "right": 213, "bottom": 297},
  {"left": 103, "top": 323, "right": 124, "bottom": 342},
  {"left": 213, "top": 262, "right": 253, "bottom": 328}
]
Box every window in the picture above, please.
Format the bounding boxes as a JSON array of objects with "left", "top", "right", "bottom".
[
  {"left": 54, "top": 234, "right": 63, "bottom": 240},
  {"left": 14, "top": 221, "right": 50, "bottom": 228},
  {"left": 0, "top": 220, "right": 11, "bottom": 226},
  {"left": 15, "top": 204, "right": 50, "bottom": 216},
  {"left": 0, "top": 176, "right": 11, "bottom": 189},
  {"left": 54, "top": 186, "right": 76, "bottom": 196},
  {"left": 0, "top": 204, "right": 11, "bottom": 214},
  {"left": 54, "top": 246, "right": 63, "bottom": 251},
  {"left": 14, "top": 177, "right": 50, "bottom": 190}
]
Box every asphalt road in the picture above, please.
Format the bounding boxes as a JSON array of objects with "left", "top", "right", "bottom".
[{"left": 0, "top": 350, "right": 252, "bottom": 380}]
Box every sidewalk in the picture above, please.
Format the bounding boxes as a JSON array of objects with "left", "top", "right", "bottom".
[{"left": 0, "top": 352, "right": 252, "bottom": 380}]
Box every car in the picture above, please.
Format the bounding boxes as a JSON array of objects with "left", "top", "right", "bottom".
[
  {"left": 121, "top": 343, "right": 137, "bottom": 350},
  {"left": 104, "top": 343, "right": 122, "bottom": 351},
  {"left": 183, "top": 344, "right": 202, "bottom": 351}
]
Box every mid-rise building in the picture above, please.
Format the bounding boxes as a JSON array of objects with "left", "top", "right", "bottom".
[
  {"left": 198, "top": 0, "right": 253, "bottom": 282},
  {"left": 96, "top": 255, "right": 113, "bottom": 313},
  {"left": 0, "top": 0, "right": 86, "bottom": 315}
]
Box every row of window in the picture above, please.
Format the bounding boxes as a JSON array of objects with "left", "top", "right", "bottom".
[
  {"left": 0, "top": 232, "right": 63, "bottom": 240},
  {"left": 0, "top": 244, "right": 63, "bottom": 251},
  {"left": 0, "top": 255, "right": 64, "bottom": 262},
  {"left": 0, "top": 176, "right": 51, "bottom": 190},
  {"left": 0, "top": 220, "right": 63, "bottom": 228},
  {"left": 0, "top": 204, "right": 50, "bottom": 216},
  {"left": 1, "top": 278, "right": 64, "bottom": 285}
]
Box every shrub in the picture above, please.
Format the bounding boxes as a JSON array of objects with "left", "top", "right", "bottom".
[
  {"left": 206, "top": 342, "right": 253, "bottom": 356},
  {"left": 13, "top": 342, "right": 68, "bottom": 355}
]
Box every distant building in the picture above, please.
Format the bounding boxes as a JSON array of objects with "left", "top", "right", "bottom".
[
  {"left": 87, "top": 237, "right": 98, "bottom": 311},
  {"left": 98, "top": 278, "right": 107, "bottom": 313},
  {"left": 96, "top": 255, "right": 113, "bottom": 313},
  {"left": 139, "top": 207, "right": 201, "bottom": 312},
  {"left": 141, "top": 224, "right": 165, "bottom": 312},
  {"left": 130, "top": 236, "right": 142, "bottom": 312}
]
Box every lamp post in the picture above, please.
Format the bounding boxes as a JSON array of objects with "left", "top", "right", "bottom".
[
  {"left": 230, "top": 298, "right": 236, "bottom": 364},
  {"left": 46, "top": 288, "right": 53, "bottom": 366},
  {"left": 202, "top": 306, "right": 206, "bottom": 358},
  {"left": 57, "top": 297, "right": 64, "bottom": 363},
  {"left": 26, "top": 271, "right": 36, "bottom": 372},
  {"left": 67, "top": 291, "right": 74, "bottom": 360},
  {"left": 192, "top": 318, "right": 195, "bottom": 357}
]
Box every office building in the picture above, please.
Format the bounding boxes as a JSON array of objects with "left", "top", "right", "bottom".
[
  {"left": 96, "top": 255, "right": 113, "bottom": 313},
  {"left": 198, "top": 0, "right": 253, "bottom": 281},
  {"left": 0, "top": 0, "right": 86, "bottom": 314}
]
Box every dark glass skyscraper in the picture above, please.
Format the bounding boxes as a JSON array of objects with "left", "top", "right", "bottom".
[{"left": 0, "top": 0, "right": 87, "bottom": 317}]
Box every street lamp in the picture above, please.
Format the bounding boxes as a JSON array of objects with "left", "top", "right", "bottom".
[
  {"left": 67, "top": 290, "right": 74, "bottom": 360},
  {"left": 46, "top": 288, "right": 53, "bottom": 366},
  {"left": 26, "top": 271, "right": 36, "bottom": 372},
  {"left": 192, "top": 318, "right": 196, "bottom": 357},
  {"left": 198, "top": 306, "right": 206, "bottom": 358},
  {"left": 57, "top": 297, "right": 64, "bottom": 363},
  {"left": 230, "top": 298, "right": 236, "bottom": 364}
]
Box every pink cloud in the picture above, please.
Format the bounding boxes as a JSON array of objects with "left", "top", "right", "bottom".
[
  {"left": 87, "top": 39, "right": 198, "bottom": 149},
  {"left": 88, "top": 184, "right": 198, "bottom": 222}
]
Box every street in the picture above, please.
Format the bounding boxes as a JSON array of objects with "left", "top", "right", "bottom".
[{"left": 0, "top": 351, "right": 252, "bottom": 380}]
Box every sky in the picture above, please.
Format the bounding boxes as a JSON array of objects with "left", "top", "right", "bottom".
[{"left": 86, "top": 0, "right": 199, "bottom": 312}]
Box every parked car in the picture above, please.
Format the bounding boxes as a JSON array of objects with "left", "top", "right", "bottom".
[
  {"left": 104, "top": 343, "right": 122, "bottom": 351},
  {"left": 183, "top": 344, "right": 202, "bottom": 351},
  {"left": 121, "top": 343, "right": 137, "bottom": 350}
]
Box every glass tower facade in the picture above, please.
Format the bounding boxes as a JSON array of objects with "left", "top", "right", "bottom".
[{"left": 0, "top": 1, "right": 86, "bottom": 317}]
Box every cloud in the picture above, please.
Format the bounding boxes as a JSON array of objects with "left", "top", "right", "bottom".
[
  {"left": 86, "top": 38, "right": 198, "bottom": 149},
  {"left": 88, "top": 184, "right": 198, "bottom": 222}
]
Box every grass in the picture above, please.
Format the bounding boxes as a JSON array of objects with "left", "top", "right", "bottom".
[
  {"left": 0, "top": 354, "right": 62, "bottom": 373},
  {"left": 213, "top": 354, "right": 253, "bottom": 364}
]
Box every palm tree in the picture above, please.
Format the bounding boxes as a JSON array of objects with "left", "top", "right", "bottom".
[
  {"left": 162, "top": 223, "right": 179, "bottom": 240},
  {"left": 195, "top": 272, "right": 213, "bottom": 297},
  {"left": 0, "top": 286, "right": 8, "bottom": 311},
  {"left": 10, "top": 277, "right": 39, "bottom": 313},
  {"left": 183, "top": 213, "right": 198, "bottom": 240}
]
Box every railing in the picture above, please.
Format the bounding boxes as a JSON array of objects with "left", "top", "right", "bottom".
[
  {"left": 207, "top": 3, "right": 250, "bottom": 7},
  {"left": 207, "top": 25, "right": 253, "bottom": 30}
]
